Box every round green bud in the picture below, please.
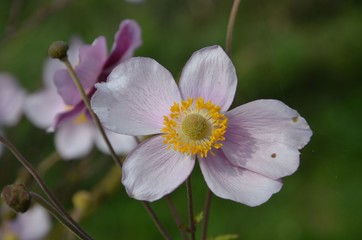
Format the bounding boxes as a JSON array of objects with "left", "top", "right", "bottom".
[
  {"left": 1, "top": 184, "right": 31, "bottom": 213},
  {"left": 48, "top": 41, "right": 69, "bottom": 60}
]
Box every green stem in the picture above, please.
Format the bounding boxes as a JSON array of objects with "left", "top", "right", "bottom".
[
  {"left": 226, "top": 0, "right": 241, "bottom": 56},
  {"left": 201, "top": 189, "right": 213, "bottom": 240},
  {"left": 166, "top": 195, "right": 189, "bottom": 240},
  {"left": 142, "top": 201, "right": 172, "bottom": 240},
  {"left": 30, "top": 192, "right": 85, "bottom": 240},
  {"left": 186, "top": 176, "right": 195, "bottom": 240},
  {"left": 0, "top": 135, "right": 93, "bottom": 240},
  {"left": 62, "top": 58, "right": 122, "bottom": 169}
]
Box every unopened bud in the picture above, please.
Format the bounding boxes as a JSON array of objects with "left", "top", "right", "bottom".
[
  {"left": 48, "top": 41, "right": 69, "bottom": 60},
  {"left": 1, "top": 184, "right": 31, "bottom": 213}
]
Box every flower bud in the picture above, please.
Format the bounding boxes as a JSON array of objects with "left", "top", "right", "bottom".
[
  {"left": 1, "top": 184, "right": 31, "bottom": 213},
  {"left": 48, "top": 41, "right": 69, "bottom": 60}
]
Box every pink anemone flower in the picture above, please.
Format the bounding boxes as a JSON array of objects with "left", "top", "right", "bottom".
[
  {"left": 0, "top": 205, "right": 51, "bottom": 240},
  {"left": 91, "top": 46, "right": 312, "bottom": 206},
  {"left": 0, "top": 73, "right": 26, "bottom": 156},
  {"left": 24, "top": 20, "right": 141, "bottom": 159}
]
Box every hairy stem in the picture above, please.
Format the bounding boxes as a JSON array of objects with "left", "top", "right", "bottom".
[
  {"left": 142, "top": 201, "right": 172, "bottom": 240},
  {"left": 226, "top": 0, "right": 241, "bottom": 56},
  {"left": 0, "top": 135, "right": 92, "bottom": 240},
  {"left": 201, "top": 189, "right": 213, "bottom": 240},
  {"left": 166, "top": 195, "right": 189, "bottom": 240},
  {"left": 30, "top": 192, "right": 87, "bottom": 240},
  {"left": 186, "top": 177, "right": 195, "bottom": 240},
  {"left": 62, "top": 58, "right": 122, "bottom": 169}
]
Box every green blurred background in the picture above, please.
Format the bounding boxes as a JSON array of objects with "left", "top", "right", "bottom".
[{"left": 1, "top": 0, "right": 362, "bottom": 239}]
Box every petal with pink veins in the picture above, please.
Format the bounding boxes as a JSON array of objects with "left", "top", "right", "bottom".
[
  {"left": 178, "top": 45, "right": 237, "bottom": 112},
  {"left": 122, "top": 135, "right": 195, "bottom": 201},
  {"left": 199, "top": 149, "right": 282, "bottom": 207},
  {"left": 222, "top": 99, "right": 312, "bottom": 179},
  {"left": 92, "top": 57, "right": 181, "bottom": 136}
]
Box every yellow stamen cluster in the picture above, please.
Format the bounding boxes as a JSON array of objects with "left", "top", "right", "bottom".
[{"left": 161, "top": 97, "right": 228, "bottom": 158}]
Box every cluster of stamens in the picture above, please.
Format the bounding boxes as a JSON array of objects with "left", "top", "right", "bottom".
[{"left": 161, "top": 97, "right": 228, "bottom": 158}]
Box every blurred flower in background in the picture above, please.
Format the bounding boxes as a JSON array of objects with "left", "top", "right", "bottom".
[
  {"left": 0, "top": 74, "right": 26, "bottom": 157},
  {"left": 24, "top": 20, "right": 142, "bottom": 160},
  {"left": 0, "top": 205, "right": 51, "bottom": 240}
]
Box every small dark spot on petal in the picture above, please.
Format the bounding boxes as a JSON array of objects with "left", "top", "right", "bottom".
[
  {"left": 271, "top": 153, "right": 277, "bottom": 158},
  {"left": 292, "top": 116, "right": 298, "bottom": 123}
]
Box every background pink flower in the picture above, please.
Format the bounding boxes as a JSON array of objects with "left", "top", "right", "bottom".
[
  {"left": 24, "top": 20, "right": 141, "bottom": 160},
  {"left": 0, "top": 73, "right": 26, "bottom": 156}
]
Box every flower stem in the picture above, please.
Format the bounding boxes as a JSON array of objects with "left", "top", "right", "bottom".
[
  {"left": 62, "top": 57, "right": 170, "bottom": 239},
  {"left": 226, "top": 0, "right": 241, "bottom": 56},
  {"left": 142, "top": 201, "right": 172, "bottom": 240},
  {"left": 186, "top": 176, "right": 196, "bottom": 240},
  {"left": 16, "top": 151, "right": 60, "bottom": 183},
  {"left": 0, "top": 135, "right": 93, "bottom": 240},
  {"left": 201, "top": 189, "right": 213, "bottom": 240},
  {"left": 166, "top": 195, "right": 189, "bottom": 240},
  {"left": 62, "top": 58, "right": 122, "bottom": 169},
  {"left": 30, "top": 191, "right": 87, "bottom": 240}
]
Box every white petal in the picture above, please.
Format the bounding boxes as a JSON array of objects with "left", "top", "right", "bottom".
[
  {"left": 199, "top": 149, "right": 282, "bottom": 207},
  {"left": 95, "top": 129, "right": 138, "bottom": 155},
  {"left": 122, "top": 135, "right": 195, "bottom": 201},
  {"left": 0, "top": 74, "right": 25, "bottom": 126},
  {"left": 55, "top": 122, "right": 95, "bottom": 160},
  {"left": 178, "top": 46, "right": 237, "bottom": 112},
  {"left": 15, "top": 205, "right": 51, "bottom": 240},
  {"left": 91, "top": 57, "right": 181, "bottom": 136},
  {"left": 223, "top": 99, "right": 313, "bottom": 179},
  {"left": 24, "top": 89, "right": 65, "bottom": 129}
]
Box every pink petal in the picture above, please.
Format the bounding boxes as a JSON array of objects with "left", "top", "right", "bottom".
[
  {"left": 91, "top": 57, "right": 181, "bottom": 136},
  {"left": 102, "top": 20, "right": 142, "bottom": 75},
  {"left": 95, "top": 129, "right": 138, "bottom": 155},
  {"left": 24, "top": 89, "right": 66, "bottom": 129},
  {"left": 122, "top": 135, "right": 195, "bottom": 201},
  {"left": 223, "top": 99, "right": 313, "bottom": 179},
  {"left": 178, "top": 46, "right": 237, "bottom": 112},
  {"left": 55, "top": 122, "right": 95, "bottom": 160},
  {"left": 199, "top": 149, "right": 282, "bottom": 207},
  {"left": 54, "top": 37, "right": 108, "bottom": 105},
  {"left": 0, "top": 73, "right": 25, "bottom": 126}
]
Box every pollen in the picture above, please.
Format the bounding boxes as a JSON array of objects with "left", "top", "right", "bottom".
[{"left": 161, "top": 97, "right": 228, "bottom": 158}]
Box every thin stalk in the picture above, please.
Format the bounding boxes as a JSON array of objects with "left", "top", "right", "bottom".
[
  {"left": 186, "top": 177, "right": 195, "bottom": 240},
  {"left": 30, "top": 192, "right": 85, "bottom": 240},
  {"left": 0, "top": 135, "right": 93, "bottom": 240},
  {"left": 62, "top": 58, "right": 122, "bottom": 169},
  {"left": 62, "top": 58, "right": 169, "bottom": 238},
  {"left": 226, "top": 0, "right": 241, "bottom": 56},
  {"left": 201, "top": 189, "right": 213, "bottom": 240},
  {"left": 142, "top": 201, "right": 172, "bottom": 240},
  {"left": 166, "top": 195, "right": 189, "bottom": 240},
  {"left": 16, "top": 151, "right": 60, "bottom": 184}
]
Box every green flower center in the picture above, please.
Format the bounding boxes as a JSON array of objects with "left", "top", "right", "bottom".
[{"left": 181, "top": 113, "right": 210, "bottom": 140}]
